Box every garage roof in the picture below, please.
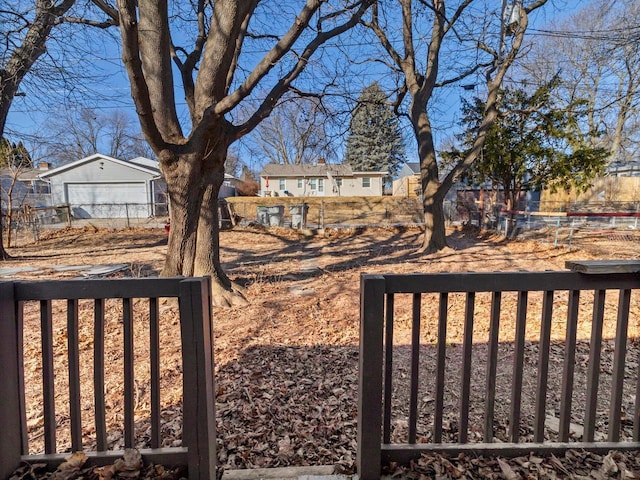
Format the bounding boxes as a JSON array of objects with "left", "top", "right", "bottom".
[{"left": 38, "top": 153, "right": 160, "bottom": 178}]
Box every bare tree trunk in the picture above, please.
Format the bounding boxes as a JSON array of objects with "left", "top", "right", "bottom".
[
  {"left": 505, "top": 190, "right": 516, "bottom": 237},
  {"left": 412, "top": 103, "right": 448, "bottom": 253},
  {"left": 161, "top": 153, "right": 201, "bottom": 277},
  {"left": 420, "top": 182, "right": 447, "bottom": 252},
  {"left": 194, "top": 162, "right": 247, "bottom": 306},
  {"left": 0, "top": 213, "right": 8, "bottom": 260},
  {"left": 159, "top": 145, "right": 247, "bottom": 306}
]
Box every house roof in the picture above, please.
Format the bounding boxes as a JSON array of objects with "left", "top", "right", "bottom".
[
  {"left": 397, "top": 162, "right": 420, "bottom": 177},
  {"left": 38, "top": 153, "right": 161, "bottom": 178},
  {"left": 260, "top": 163, "right": 387, "bottom": 177},
  {"left": 0, "top": 167, "right": 43, "bottom": 182}
]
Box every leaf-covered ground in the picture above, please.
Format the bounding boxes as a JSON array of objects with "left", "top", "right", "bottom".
[{"left": 5, "top": 225, "right": 640, "bottom": 478}]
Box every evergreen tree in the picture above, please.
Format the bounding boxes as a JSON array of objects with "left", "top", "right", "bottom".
[
  {"left": 0, "top": 138, "right": 32, "bottom": 169},
  {"left": 344, "top": 82, "right": 405, "bottom": 176},
  {"left": 448, "top": 77, "right": 608, "bottom": 233}
]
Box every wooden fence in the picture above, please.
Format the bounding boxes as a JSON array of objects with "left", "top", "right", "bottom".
[
  {"left": 357, "top": 261, "right": 640, "bottom": 479},
  {"left": 0, "top": 277, "right": 216, "bottom": 480}
]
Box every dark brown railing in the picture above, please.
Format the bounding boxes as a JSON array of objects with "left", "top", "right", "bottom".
[
  {"left": 357, "top": 261, "right": 640, "bottom": 480},
  {"left": 0, "top": 277, "right": 216, "bottom": 480}
]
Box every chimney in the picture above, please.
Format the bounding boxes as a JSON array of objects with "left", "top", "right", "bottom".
[
  {"left": 38, "top": 162, "right": 51, "bottom": 170},
  {"left": 318, "top": 158, "right": 326, "bottom": 165}
]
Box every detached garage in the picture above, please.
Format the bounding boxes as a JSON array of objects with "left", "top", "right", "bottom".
[{"left": 39, "top": 154, "right": 165, "bottom": 219}]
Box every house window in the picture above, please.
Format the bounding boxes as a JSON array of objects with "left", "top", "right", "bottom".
[
  {"left": 362, "top": 177, "right": 371, "bottom": 188},
  {"left": 336, "top": 178, "right": 343, "bottom": 187},
  {"left": 279, "top": 178, "right": 286, "bottom": 190},
  {"left": 318, "top": 178, "right": 324, "bottom": 192},
  {"left": 309, "top": 178, "right": 317, "bottom": 190},
  {"left": 297, "top": 179, "right": 303, "bottom": 189}
]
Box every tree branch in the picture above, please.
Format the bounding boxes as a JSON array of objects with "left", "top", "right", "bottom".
[
  {"left": 57, "top": 17, "right": 116, "bottom": 28},
  {"left": 225, "top": 1, "right": 259, "bottom": 95},
  {"left": 90, "top": 0, "right": 119, "bottom": 23},
  {"left": 116, "top": 0, "right": 166, "bottom": 151},
  {"left": 208, "top": 0, "right": 324, "bottom": 117},
  {"left": 232, "top": 0, "right": 373, "bottom": 138}
]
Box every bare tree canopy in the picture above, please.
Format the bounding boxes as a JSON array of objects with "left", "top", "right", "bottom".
[
  {"left": 42, "top": 108, "right": 152, "bottom": 164},
  {"left": 361, "top": 0, "right": 549, "bottom": 253},
  {"left": 0, "top": 0, "right": 116, "bottom": 259},
  {"left": 525, "top": 0, "right": 640, "bottom": 166},
  {"left": 105, "top": 0, "right": 373, "bottom": 305},
  {"left": 248, "top": 95, "right": 336, "bottom": 166}
]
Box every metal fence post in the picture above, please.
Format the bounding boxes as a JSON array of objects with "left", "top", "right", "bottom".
[
  {"left": 179, "top": 278, "right": 216, "bottom": 480},
  {"left": 0, "top": 281, "right": 23, "bottom": 479},
  {"left": 357, "top": 275, "right": 386, "bottom": 480}
]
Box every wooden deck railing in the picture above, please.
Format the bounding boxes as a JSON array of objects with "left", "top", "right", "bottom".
[
  {"left": 0, "top": 277, "right": 216, "bottom": 480},
  {"left": 357, "top": 261, "right": 640, "bottom": 480}
]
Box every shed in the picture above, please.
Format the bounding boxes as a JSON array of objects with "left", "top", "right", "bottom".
[{"left": 38, "top": 154, "right": 165, "bottom": 219}]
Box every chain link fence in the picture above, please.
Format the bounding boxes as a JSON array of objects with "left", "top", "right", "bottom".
[
  {"left": 3, "top": 203, "right": 169, "bottom": 247},
  {"left": 4, "top": 198, "right": 639, "bottom": 255}
]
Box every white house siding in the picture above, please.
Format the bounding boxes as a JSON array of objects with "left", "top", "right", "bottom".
[
  {"left": 261, "top": 174, "right": 385, "bottom": 197},
  {"left": 260, "top": 164, "right": 386, "bottom": 197}
]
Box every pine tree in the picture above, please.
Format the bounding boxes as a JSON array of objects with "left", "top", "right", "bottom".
[{"left": 344, "top": 82, "right": 405, "bottom": 176}]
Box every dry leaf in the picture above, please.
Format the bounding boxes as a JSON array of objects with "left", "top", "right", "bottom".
[
  {"left": 93, "top": 464, "right": 116, "bottom": 480},
  {"left": 601, "top": 453, "right": 618, "bottom": 475},
  {"left": 57, "top": 452, "right": 87, "bottom": 471},
  {"left": 498, "top": 458, "right": 519, "bottom": 480},
  {"left": 114, "top": 448, "right": 143, "bottom": 477}
]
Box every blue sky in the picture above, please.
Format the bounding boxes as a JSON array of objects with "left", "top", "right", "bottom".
[{"left": 5, "top": 0, "right": 591, "bottom": 171}]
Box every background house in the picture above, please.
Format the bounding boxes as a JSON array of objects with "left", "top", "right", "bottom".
[
  {"left": 38, "top": 154, "right": 166, "bottom": 219},
  {"left": 260, "top": 160, "right": 387, "bottom": 197},
  {"left": 392, "top": 162, "right": 421, "bottom": 197},
  {"left": 37, "top": 154, "right": 240, "bottom": 220},
  {"left": 1, "top": 162, "right": 52, "bottom": 210}
]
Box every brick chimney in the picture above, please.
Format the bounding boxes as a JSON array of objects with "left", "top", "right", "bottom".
[
  {"left": 38, "top": 162, "right": 51, "bottom": 170},
  {"left": 318, "top": 158, "right": 326, "bottom": 165}
]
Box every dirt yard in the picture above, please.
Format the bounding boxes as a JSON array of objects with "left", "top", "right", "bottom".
[{"left": 4, "top": 225, "right": 640, "bottom": 477}]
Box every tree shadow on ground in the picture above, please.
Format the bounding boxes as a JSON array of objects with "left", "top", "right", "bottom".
[
  {"left": 223, "top": 226, "right": 499, "bottom": 287},
  {"left": 215, "top": 333, "right": 640, "bottom": 474}
]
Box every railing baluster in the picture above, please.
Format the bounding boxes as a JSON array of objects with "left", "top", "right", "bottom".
[
  {"left": 383, "top": 294, "right": 394, "bottom": 444},
  {"left": 484, "top": 291, "right": 501, "bottom": 442},
  {"left": 635, "top": 357, "right": 640, "bottom": 441},
  {"left": 559, "top": 290, "right": 580, "bottom": 442},
  {"left": 17, "top": 302, "right": 28, "bottom": 453},
  {"left": 608, "top": 289, "right": 631, "bottom": 442},
  {"left": 150, "top": 297, "right": 161, "bottom": 449},
  {"left": 459, "top": 292, "right": 475, "bottom": 444},
  {"left": 584, "top": 289, "right": 606, "bottom": 442},
  {"left": 41, "top": 300, "right": 56, "bottom": 454},
  {"left": 123, "top": 298, "right": 135, "bottom": 448},
  {"left": 408, "top": 293, "right": 421, "bottom": 444},
  {"left": 357, "top": 275, "right": 385, "bottom": 480},
  {"left": 509, "top": 291, "right": 528, "bottom": 442},
  {"left": 94, "top": 298, "right": 107, "bottom": 451},
  {"left": 534, "top": 290, "right": 554, "bottom": 442},
  {"left": 67, "top": 299, "right": 82, "bottom": 451},
  {"left": 433, "top": 292, "right": 448, "bottom": 443},
  {"left": 0, "top": 283, "right": 23, "bottom": 479}
]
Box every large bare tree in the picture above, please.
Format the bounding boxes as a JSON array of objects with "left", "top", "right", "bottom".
[
  {"left": 105, "top": 0, "right": 372, "bottom": 305},
  {"left": 363, "top": 0, "right": 548, "bottom": 252},
  {"left": 0, "top": 0, "right": 116, "bottom": 259}
]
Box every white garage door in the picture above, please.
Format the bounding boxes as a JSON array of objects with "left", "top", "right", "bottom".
[{"left": 66, "top": 183, "right": 149, "bottom": 219}]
